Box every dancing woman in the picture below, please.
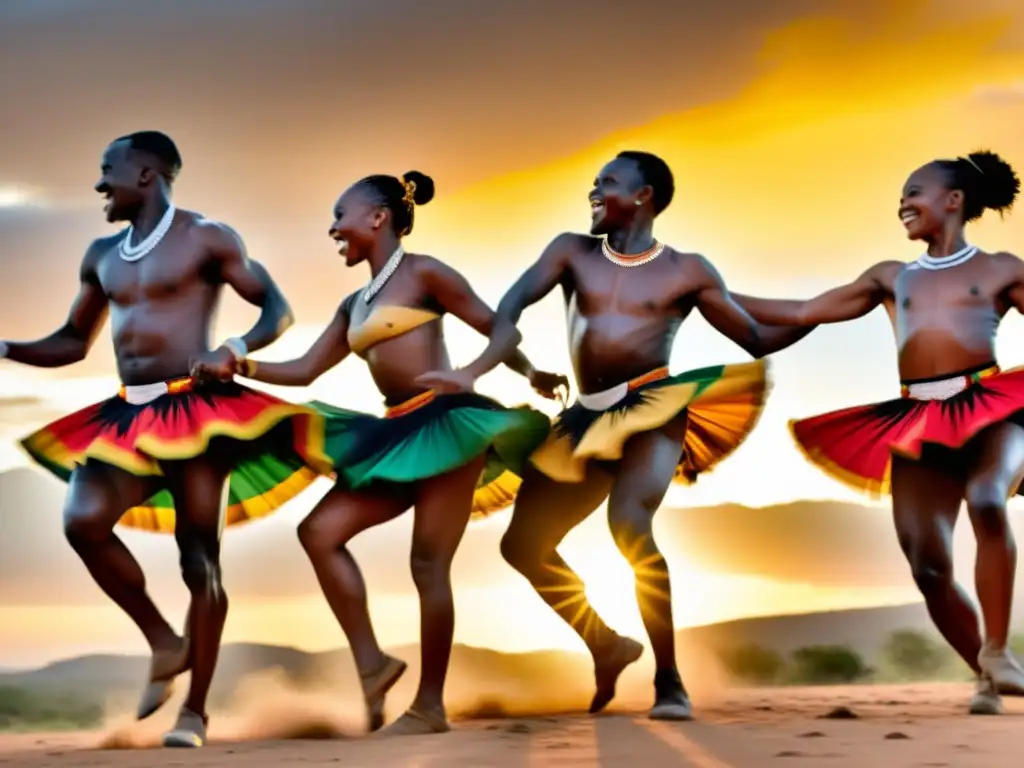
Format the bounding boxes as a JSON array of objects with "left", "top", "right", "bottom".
[
  {"left": 198, "top": 171, "right": 562, "bottom": 735},
  {"left": 733, "top": 150, "right": 1024, "bottom": 715}
]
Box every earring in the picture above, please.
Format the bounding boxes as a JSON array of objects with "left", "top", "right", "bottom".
[{"left": 634, "top": 200, "right": 642, "bottom": 206}]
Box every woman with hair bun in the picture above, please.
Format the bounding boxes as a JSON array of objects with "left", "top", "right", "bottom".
[
  {"left": 197, "top": 171, "right": 565, "bottom": 735},
  {"left": 732, "top": 150, "right": 1024, "bottom": 715}
]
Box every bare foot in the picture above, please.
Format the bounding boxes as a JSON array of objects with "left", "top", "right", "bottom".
[
  {"left": 589, "top": 635, "right": 644, "bottom": 714},
  {"left": 979, "top": 644, "right": 1024, "bottom": 696},
  {"left": 649, "top": 668, "right": 693, "bottom": 721},
  {"left": 161, "top": 707, "right": 208, "bottom": 748},
  {"left": 360, "top": 654, "right": 408, "bottom": 731},
  {"left": 968, "top": 674, "right": 1003, "bottom": 716},
  {"left": 377, "top": 706, "right": 450, "bottom": 737},
  {"left": 137, "top": 636, "right": 190, "bottom": 720}
]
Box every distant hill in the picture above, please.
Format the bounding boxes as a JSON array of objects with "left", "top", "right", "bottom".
[
  {"left": 0, "top": 602, "right": 933, "bottom": 718},
  {"left": 2, "top": 466, "right": 1004, "bottom": 606}
]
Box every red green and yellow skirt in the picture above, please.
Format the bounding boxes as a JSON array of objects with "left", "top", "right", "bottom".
[
  {"left": 310, "top": 391, "right": 551, "bottom": 519},
  {"left": 529, "top": 360, "right": 769, "bottom": 484},
  {"left": 791, "top": 362, "right": 1024, "bottom": 497},
  {"left": 20, "top": 377, "right": 333, "bottom": 533}
]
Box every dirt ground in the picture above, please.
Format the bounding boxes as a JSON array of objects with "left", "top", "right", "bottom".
[{"left": 1, "top": 683, "right": 1022, "bottom": 767}]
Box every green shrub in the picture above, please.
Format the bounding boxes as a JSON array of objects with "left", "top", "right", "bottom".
[{"left": 789, "top": 645, "right": 869, "bottom": 684}]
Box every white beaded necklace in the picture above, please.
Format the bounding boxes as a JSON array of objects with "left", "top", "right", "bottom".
[
  {"left": 119, "top": 204, "right": 177, "bottom": 262},
  {"left": 912, "top": 243, "right": 977, "bottom": 271},
  {"left": 601, "top": 237, "right": 665, "bottom": 267},
  {"left": 362, "top": 245, "right": 405, "bottom": 303}
]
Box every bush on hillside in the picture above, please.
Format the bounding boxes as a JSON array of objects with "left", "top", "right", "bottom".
[
  {"left": 789, "top": 645, "right": 869, "bottom": 684},
  {"left": 0, "top": 686, "right": 103, "bottom": 731},
  {"left": 881, "top": 629, "right": 952, "bottom": 680},
  {"left": 718, "top": 644, "right": 787, "bottom": 684}
]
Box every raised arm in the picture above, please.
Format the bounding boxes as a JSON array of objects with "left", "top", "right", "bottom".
[
  {"left": 731, "top": 261, "right": 898, "bottom": 327},
  {"left": 687, "top": 254, "right": 816, "bottom": 358},
  {"left": 236, "top": 296, "right": 353, "bottom": 388},
  {"left": 1, "top": 240, "right": 109, "bottom": 367},
  {"left": 416, "top": 257, "right": 536, "bottom": 377},
  {"left": 412, "top": 257, "right": 569, "bottom": 400},
  {"left": 997, "top": 252, "right": 1024, "bottom": 316},
  {"left": 204, "top": 221, "right": 294, "bottom": 354},
  {"left": 458, "top": 232, "right": 576, "bottom": 380}
]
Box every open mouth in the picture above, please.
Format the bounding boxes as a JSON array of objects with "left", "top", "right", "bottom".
[
  {"left": 590, "top": 198, "right": 605, "bottom": 218},
  {"left": 102, "top": 192, "right": 113, "bottom": 212},
  {"left": 333, "top": 236, "right": 349, "bottom": 255},
  {"left": 899, "top": 209, "right": 919, "bottom": 228}
]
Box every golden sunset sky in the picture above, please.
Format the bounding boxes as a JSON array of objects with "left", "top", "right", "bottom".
[{"left": 2, "top": 0, "right": 1024, "bottom": 667}]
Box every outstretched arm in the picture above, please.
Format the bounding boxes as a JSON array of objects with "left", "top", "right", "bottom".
[
  {"left": 236, "top": 297, "right": 352, "bottom": 388},
  {"left": 997, "top": 252, "right": 1024, "bottom": 316},
  {"left": 689, "top": 255, "right": 815, "bottom": 358},
  {"left": 458, "top": 232, "right": 576, "bottom": 380},
  {"left": 1, "top": 240, "right": 109, "bottom": 367},
  {"left": 206, "top": 222, "right": 294, "bottom": 354},
  {"left": 417, "top": 257, "right": 537, "bottom": 377},
  {"left": 413, "top": 257, "right": 569, "bottom": 400},
  {"left": 731, "top": 262, "right": 897, "bottom": 327}
]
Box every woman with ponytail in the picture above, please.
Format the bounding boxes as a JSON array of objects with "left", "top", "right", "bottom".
[
  {"left": 196, "top": 171, "right": 565, "bottom": 735},
  {"left": 731, "top": 150, "right": 1024, "bottom": 715}
]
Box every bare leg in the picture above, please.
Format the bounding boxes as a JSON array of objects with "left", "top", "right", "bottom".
[
  {"left": 159, "top": 456, "right": 232, "bottom": 747},
  {"left": 500, "top": 463, "right": 642, "bottom": 713},
  {"left": 297, "top": 481, "right": 413, "bottom": 730},
  {"left": 381, "top": 454, "right": 485, "bottom": 737},
  {"left": 605, "top": 415, "right": 691, "bottom": 720},
  {"left": 964, "top": 422, "right": 1024, "bottom": 694},
  {"left": 891, "top": 456, "right": 978, "bottom": 668},
  {"left": 62, "top": 461, "right": 187, "bottom": 718},
  {"left": 890, "top": 456, "right": 999, "bottom": 713}
]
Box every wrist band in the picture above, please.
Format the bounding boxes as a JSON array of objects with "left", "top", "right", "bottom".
[
  {"left": 0, "top": 341, "right": 8, "bottom": 359},
  {"left": 222, "top": 337, "right": 248, "bottom": 361},
  {"left": 239, "top": 358, "right": 258, "bottom": 377}
]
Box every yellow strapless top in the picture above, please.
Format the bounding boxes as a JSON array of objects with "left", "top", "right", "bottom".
[{"left": 347, "top": 304, "right": 440, "bottom": 355}]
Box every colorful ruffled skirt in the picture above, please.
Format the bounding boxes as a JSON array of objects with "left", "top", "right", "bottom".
[
  {"left": 311, "top": 391, "right": 551, "bottom": 518},
  {"left": 529, "top": 360, "right": 769, "bottom": 483},
  {"left": 20, "top": 376, "right": 332, "bottom": 533},
  {"left": 790, "top": 362, "right": 1024, "bottom": 496}
]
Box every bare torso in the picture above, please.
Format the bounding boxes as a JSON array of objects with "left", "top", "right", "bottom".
[
  {"left": 93, "top": 211, "right": 226, "bottom": 385},
  {"left": 345, "top": 255, "right": 454, "bottom": 404},
  {"left": 561, "top": 236, "right": 700, "bottom": 393},
  {"left": 875, "top": 251, "right": 1017, "bottom": 379}
]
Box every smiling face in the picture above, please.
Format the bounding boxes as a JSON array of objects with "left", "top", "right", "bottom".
[
  {"left": 898, "top": 163, "right": 964, "bottom": 241},
  {"left": 93, "top": 141, "right": 147, "bottom": 223},
  {"left": 328, "top": 185, "right": 389, "bottom": 266},
  {"left": 588, "top": 157, "right": 650, "bottom": 236}
]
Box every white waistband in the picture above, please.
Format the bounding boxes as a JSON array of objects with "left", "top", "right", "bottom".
[
  {"left": 577, "top": 381, "right": 629, "bottom": 411},
  {"left": 905, "top": 376, "right": 972, "bottom": 401},
  {"left": 122, "top": 381, "right": 171, "bottom": 405}
]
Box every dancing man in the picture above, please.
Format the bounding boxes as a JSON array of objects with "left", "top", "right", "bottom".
[
  {"left": 198, "top": 170, "right": 563, "bottom": 735},
  {"left": 0, "top": 131, "right": 331, "bottom": 746},
  {"left": 730, "top": 150, "right": 1024, "bottom": 715},
  {"left": 417, "top": 151, "right": 810, "bottom": 719}
]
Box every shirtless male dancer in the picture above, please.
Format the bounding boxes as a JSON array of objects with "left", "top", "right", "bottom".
[
  {"left": 0, "top": 132, "right": 329, "bottom": 745},
  {"left": 732, "top": 150, "right": 1024, "bottom": 715},
  {"left": 417, "top": 151, "right": 811, "bottom": 718}
]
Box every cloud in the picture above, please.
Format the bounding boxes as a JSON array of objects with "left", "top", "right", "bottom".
[{"left": 972, "top": 81, "right": 1024, "bottom": 102}]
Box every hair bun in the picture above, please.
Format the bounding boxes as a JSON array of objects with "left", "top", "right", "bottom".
[
  {"left": 965, "top": 150, "right": 1019, "bottom": 214},
  {"left": 402, "top": 171, "right": 435, "bottom": 206}
]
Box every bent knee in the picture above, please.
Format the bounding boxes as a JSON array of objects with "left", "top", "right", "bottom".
[
  {"left": 179, "top": 546, "right": 225, "bottom": 598},
  {"left": 607, "top": 513, "right": 656, "bottom": 560},
  {"left": 966, "top": 486, "right": 1012, "bottom": 540},
  {"left": 499, "top": 529, "right": 536, "bottom": 572},
  {"left": 908, "top": 555, "right": 953, "bottom": 592},
  {"left": 409, "top": 551, "right": 452, "bottom": 591},
  {"left": 62, "top": 503, "right": 114, "bottom": 546}
]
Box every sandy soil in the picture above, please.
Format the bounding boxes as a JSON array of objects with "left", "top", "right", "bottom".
[{"left": 1, "top": 683, "right": 1022, "bottom": 767}]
